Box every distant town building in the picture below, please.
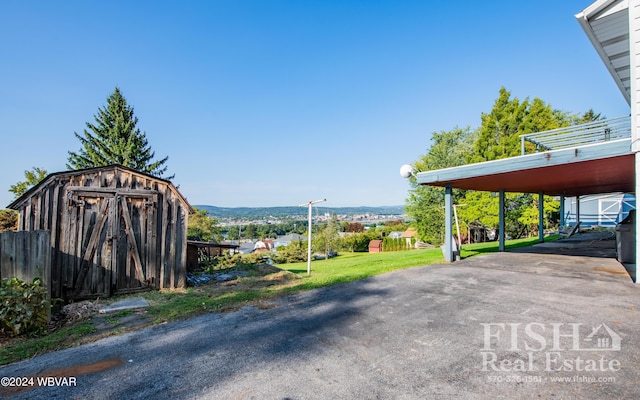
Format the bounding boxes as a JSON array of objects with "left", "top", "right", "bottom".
[{"left": 274, "top": 233, "right": 307, "bottom": 249}]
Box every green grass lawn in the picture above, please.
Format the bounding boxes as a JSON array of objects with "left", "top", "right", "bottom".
[
  {"left": 0, "top": 235, "right": 557, "bottom": 366},
  {"left": 460, "top": 234, "right": 559, "bottom": 258},
  {"left": 279, "top": 234, "right": 559, "bottom": 288},
  {"left": 280, "top": 248, "right": 445, "bottom": 287}
]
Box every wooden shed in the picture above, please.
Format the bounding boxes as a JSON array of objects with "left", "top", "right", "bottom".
[
  {"left": 368, "top": 239, "right": 383, "bottom": 253},
  {"left": 186, "top": 240, "right": 239, "bottom": 271},
  {"left": 8, "top": 165, "right": 193, "bottom": 300}
]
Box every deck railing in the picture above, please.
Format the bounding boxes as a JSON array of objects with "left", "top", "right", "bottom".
[{"left": 520, "top": 115, "right": 631, "bottom": 155}]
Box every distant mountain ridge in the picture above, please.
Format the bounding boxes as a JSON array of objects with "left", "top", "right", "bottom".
[{"left": 193, "top": 205, "right": 405, "bottom": 219}]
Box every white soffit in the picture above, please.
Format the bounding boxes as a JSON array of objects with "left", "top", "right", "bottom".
[{"left": 576, "top": 0, "right": 631, "bottom": 105}]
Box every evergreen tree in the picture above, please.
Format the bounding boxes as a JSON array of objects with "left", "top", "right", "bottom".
[
  {"left": 67, "top": 87, "right": 172, "bottom": 178},
  {"left": 471, "top": 87, "right": 572, "bottom": 162},
  {"left": 462, "top": 88, "right": 572, "bottom": 238},
  {"left": 470, "top": 87, "right": 529, "bottom": 162},
  {"left": 576, "top": 108, "right": 603, "bottom": 124},
  {"left": 313, "top": 214, "right": 341, "bottom": 258}
]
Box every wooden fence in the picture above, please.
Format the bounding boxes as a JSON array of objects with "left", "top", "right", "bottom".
[{"left": 0, "top": 230, "right": 51, "bottom": 295}]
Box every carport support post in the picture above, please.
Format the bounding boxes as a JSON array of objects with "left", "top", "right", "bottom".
[
  {"left": 444, "top": 184, "right": 454, "bottom": 262},
  {"left": 636, "top": 153, "right": 640, "bottom": 283},
  {"left": 632, "top": 5, "right": 640, "bottom": 285},
  {"left": 499, "top": 190, "right": 505, "bottom": 252},
  {"left": 538, "top": 192, "right": 544, "bottom": 243},
  {"left": 560, "top": 195, "right": 565, "bottom": 228}
]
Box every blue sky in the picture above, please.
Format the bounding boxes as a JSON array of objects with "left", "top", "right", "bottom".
[{"left": 0, "top": 0, "right": 630, "bottom": 208}]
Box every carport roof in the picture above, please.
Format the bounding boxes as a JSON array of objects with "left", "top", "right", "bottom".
[{"left": 415, "top": 138, "right": 634, "bottom": 196}]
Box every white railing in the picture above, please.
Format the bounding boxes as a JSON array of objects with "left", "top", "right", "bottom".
[{"left": 520, "top": 115, "right": 631, "bottom": 155}]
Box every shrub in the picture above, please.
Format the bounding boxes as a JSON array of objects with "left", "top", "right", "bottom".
[
  {"left": 206, "top": 252, "right": 268, "bottom": 272},
  {"left": 0, "top": 277, "right": 50, "bottom": 336},
  {"left": 238, "top": 252, "right": 265, "bottom": 266},
  {"left": 0, "top": 209, "right": 18, "bottom": 232},
  {"left": 272, "top": 241, "right": 307, "bottom": 264},
  {"left": 382, "top": 237, "right": 410, "bottom": 252},
  {"left": 206, "top": 254, "right": 239, "bottom": 272}
]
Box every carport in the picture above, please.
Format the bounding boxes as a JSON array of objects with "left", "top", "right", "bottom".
[
  {"left": 415, "top": 119, "right": 633, "bottom": 262},
  {"left": 414, "top": 0, "right": 638, "bottom": 285}
]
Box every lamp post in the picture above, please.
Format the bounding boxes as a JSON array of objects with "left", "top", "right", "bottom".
[{"left": 298, "top": 199, "right": 326, "bottom": 276}]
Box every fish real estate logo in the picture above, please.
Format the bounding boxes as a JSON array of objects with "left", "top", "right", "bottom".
[{"left": 480, "top": 323, "right": 622, "bottom": 373}]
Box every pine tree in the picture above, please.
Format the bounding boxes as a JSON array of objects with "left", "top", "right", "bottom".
[
  {"left": 470, "top": 87, "right": 529, "bottom": 163},
  {"left": 67, "top": 87, "right": 172, "bottom": 179},
  {"left": 470, "top": 87, "right": 570, "bottom": 163}
]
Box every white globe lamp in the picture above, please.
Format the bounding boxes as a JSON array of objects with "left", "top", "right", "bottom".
[{"left": 400, "top": 164, "right": 414, "bottom": 179}]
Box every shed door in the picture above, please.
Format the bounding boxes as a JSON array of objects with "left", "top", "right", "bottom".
[
  {"left": 113, "top": 194, "right": 157, "bottom": 294},
  {"left": 65, "top": 192, "right": 114, "bottom": 298},
  {"left": 65, "top": 190, "right": 156, "bottom": 298}
]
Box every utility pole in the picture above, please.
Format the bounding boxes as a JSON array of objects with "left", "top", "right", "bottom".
[{"left": 298, "top": 199, "right": 326, "bottom": 276}]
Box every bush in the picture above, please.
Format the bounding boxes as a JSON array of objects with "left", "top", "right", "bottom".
[
  {"left": 0, "top": 209, "right": 18, "bottom": 232},
  {"left": 0, "top": 277, "right": 50, "bottom": 336},
  {"left": 382, "top": 237, "right": 409, "bottom": 252},
  {"left": 206, "top": 253, "right": 267, "bottom": 272},
  {"left": 272, "top": 241, "right": 307, "bottom": 264},
  {"left": 236, "top": 252, "right": 265, "bottom": 267}
]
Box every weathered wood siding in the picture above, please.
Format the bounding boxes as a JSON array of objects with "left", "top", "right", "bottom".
[
  {"left": 9, "top": 165, "right": 191, "bottom": 300},
  {"left": 0, "top": 230, "right": 51, "bottom": 296}
]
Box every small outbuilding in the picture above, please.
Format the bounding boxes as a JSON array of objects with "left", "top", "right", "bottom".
[
  {"left": 186, "top": 240, "right": 240, "bottom": 271},
  {"left": 368, "top": 239, "right": 383, "bottom": 253},
  {"left": 8, "top": 165, "right": 193, "bottom": 300}
]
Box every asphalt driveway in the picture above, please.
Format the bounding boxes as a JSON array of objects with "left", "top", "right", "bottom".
[{"left": 1, "top": 233, "right": 639, "bottom": 399}]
